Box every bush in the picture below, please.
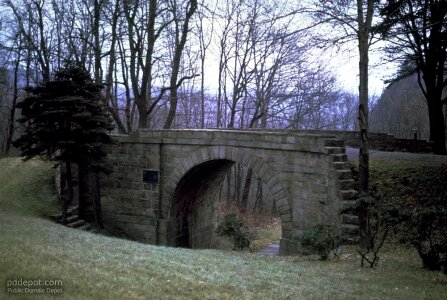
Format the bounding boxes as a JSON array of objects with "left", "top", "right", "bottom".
[
  {"left": 397, "top": 199, "right": 447, "bottom": 272},
  {"left": 369, "top": 161, "right": 447, "bottom": 272},
  {"left": 299, "top": 225, "right": 341, "bottom": 260},
  {"left": 342, "top": 195, "right": 402, "bottom": 267},
  {"left": 217, "top": 213, "right": 253, "bottom": 250}
]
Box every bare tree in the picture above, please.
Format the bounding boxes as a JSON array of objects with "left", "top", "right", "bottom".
[
  {"left": 196, "top": 0, "right": 215, "bottom": 128},
  {"left": 121, "top": 0, "right": 198, "bottom": 129},
  {"left": 164, "top": 0, "right": 199, "bottom": 128},
  {"left": 304, "top": 0, "right": 380, "bottom": 249},
  {"left": 6, "top": 0, "right": 53, "bottom": 83},
  {"left": 4, "top": 36, "right": 22, "bottom": 155},
  {"left": 123, "top": 0, "right": 164, "bottom": 128}
]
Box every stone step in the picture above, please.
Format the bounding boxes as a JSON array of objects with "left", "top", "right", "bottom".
[
  {"left": 330, "top": 154, "right": 348, "bottom": 162},
  {"left": 335, "top": 169, "right": 353, "bottom": 180},
  {"left": 342, "top": 214, "right": 359, "bottom": 225},
  {"left": 339, "top": 179, "right": 356, "bottom": 190},
  {"left": 341, "top": 224, "right": 359, "bottom": 236},
  {"left": 50, "top": 206, "right": 80, "bottom": 221},
  {"left": 78, "top": 223, "right": 92, "bottom": 231},
  {"left": 340, "top": 200, "right": 355, "bottom": 208},
  {"left": 325, "top": 146, "right": 345, "bottom": 155},
  {"left": 340, "top": 200, "right": 358, "bottom": 213},
  {"left": 50, "top": 213, "right": 60, "bottom": 221},
  {"left": 324, "top": 139, "right": 344, "bottom": 147},
  {"left": 341, "top": 236, "right": 358, "bottom": 245},
  {"left": 66, "top": 215, "right": 79, "bottom": 223},
  {"left": 50, "top": 207, "right": 96, "bottom": 234},
  {"left": 332, "top": 161, "right": 350, "bottom": 170},
  {"left": 340, "top": 189, "right": 358, "bottom": 200},
  {"left": 67, "top": 206, "right": 79, "bottom": 216},
  {"left": 67, "top": 219, "right": 86, "bottom": 228}
]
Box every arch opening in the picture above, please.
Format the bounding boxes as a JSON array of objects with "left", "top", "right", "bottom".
[
  {"left": 169, "top": 159, "right": 235, "bottom": 248},
  {"left": 168, "top": 158, "right": 282, "bottom": 252}
]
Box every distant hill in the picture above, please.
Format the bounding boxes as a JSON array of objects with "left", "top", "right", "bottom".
[{"left": 370, "top": 75, "right": 430, "bottom": 141}]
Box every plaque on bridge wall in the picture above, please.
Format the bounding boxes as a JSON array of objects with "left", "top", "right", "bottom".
[{"left": 143, "top": 169, "right": 159, "bottom": 183}]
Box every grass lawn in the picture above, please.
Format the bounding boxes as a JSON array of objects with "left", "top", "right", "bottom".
[{"left": 0, "top": 157, "right": 446, "bottom": 299}]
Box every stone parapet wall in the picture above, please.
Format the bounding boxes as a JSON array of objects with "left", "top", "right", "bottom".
[
  {"left": 133, "top": 129, "right": 340, "bottom": 153},
  {"left": 327, "top": 131, "right": 433, "bottom": 153},
  {"left": 205, "top": 128, "right": 433, "bottom": 153},
  {"left": 273, "top": 130, "right": 433, "bottom": 153}
]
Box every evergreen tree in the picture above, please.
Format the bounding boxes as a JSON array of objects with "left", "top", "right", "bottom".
[{"left": 14, "top": 64, "right": 114, "bottom": 225}]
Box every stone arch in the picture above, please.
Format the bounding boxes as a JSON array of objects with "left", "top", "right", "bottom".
[{"left": 161, "top": 145, "right": 292, "bottom": 249}]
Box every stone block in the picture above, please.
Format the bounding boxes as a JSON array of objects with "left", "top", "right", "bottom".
[
  {"left": 191, "top": 152, "right": 200, "bottom": 166},
  {"left": 276, "top": 197, "right": 289, "bottom": 209},
  {"left": 280, "top": 213, "right": 292, "bottom": 222},
  {"left": 218, "top": 145, "right": 226, "bottom": 158},
  {"left": 282, "top": 221, "right": 292, "bottom": 230},
  {"left": 292, "top": 228, "right": 304, "bottom": 239},
  {"left": 227, "top": 146, "right": 237, "bottom": 162},
  {"left": 212, "top": 146, "right": 220, "bottom": 158},
  {"left": 252, "top": 159, "right": 264, "bottom": 174},
  {"left": 271, "top": 183, "right": 283, "bottom": 196}
]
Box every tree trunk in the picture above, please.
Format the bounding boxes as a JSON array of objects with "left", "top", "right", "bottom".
[
  {"left": 226, "top": 169, "right": 232, "bottom": 208},
  {"left": 228, "top": 101, "right": 237, "bottom": 128},
  {"left": 426, "top": 92, "right": 447, "bottom": 155},
  {"left": 124, "top": 0, "right": 156, "bottom": 130},
  {"left": 5, "top": 55, "right": 20, "bottom": 155},
  {"left": 234, "top": 164, "right": 242, "bottom": 207},
  {"left": 103, "top": 0, "right": 128, "bottom": 134},
  {"left": 358, "top": 38, "right": 369, "bottom": 195},
  {"left": 93, "top": 0, "right": 102, "bottom": 84},
  {"left": 217, "top": 59, "right": 224, "bottom": 127},
  {"left": 357, "top": 0, "right": 374, "bottom": 250},
  {"left": 93, "top": 172, "right": 104, "bottom": 229},
  {"left": 164, "top": 0, "right": 198, "bottom": 129},
  {"left": 200, "top": 55, "right": 205, "bottom": 129},
  {"left": 253, "top": 180, "right": 262, "bottom": 213},
  {"left": 444, "top": 103, "right": 447, "bottom": 147},
  {"left": 79, "top": 163, "right": 104, "bottom": 228},
  {"left": 240, "top": 168, "right": 253, "bottom": 213},
  {"left": 78, "top": 162, "right": 90, "bottom": 220},
  {"left": 165, "top": 86, "right": 178, "bottom": 129},
  {"left": 62, "top": 160, "right": 74, "bottom": 225},
  {"left": 137, "top": 101, "right": 149, "bottom": 129}
]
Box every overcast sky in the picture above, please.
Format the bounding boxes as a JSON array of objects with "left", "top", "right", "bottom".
[{"left": 329, "top": 47, "right": 396, "bottom": 96}]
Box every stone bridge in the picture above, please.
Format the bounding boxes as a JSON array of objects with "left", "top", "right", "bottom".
[{"left": 101, "top": 129, "right": 358, "bottom": 255}]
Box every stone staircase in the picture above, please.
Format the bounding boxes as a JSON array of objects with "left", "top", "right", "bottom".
[
  {"left": 325, "top": 140, "right": 359, "bottom": 244},
  {"left": 51, "top": 206, "right": 97, "bottom": 233}
]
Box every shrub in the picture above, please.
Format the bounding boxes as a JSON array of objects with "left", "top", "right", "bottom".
[
  {"left": 342, "top": 195, "right": 403, "bottom": 267},
  {"left": 369, "top": 161, "right": 447, "bottom": 272},
  {"left": 217, "top": 213, "right": 252, "bottom": 250},
  {"left": 299, "top": 224, "right": 341, "bottom": 260},
  {"left": 396, "top": 198, "right": 447, "bottom": 272}
]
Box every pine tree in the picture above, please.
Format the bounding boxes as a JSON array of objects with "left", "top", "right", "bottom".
[{"left": 14, "top": 64, "right": 114, "bottom": 225}]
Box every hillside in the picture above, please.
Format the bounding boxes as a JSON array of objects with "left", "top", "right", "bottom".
[{"left": 0, "top": 157, "right": 445, "bottom": 299}]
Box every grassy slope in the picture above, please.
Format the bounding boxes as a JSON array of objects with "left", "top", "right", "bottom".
[{"left": 0, "top": 158, "right": 446, "bottom": 300}]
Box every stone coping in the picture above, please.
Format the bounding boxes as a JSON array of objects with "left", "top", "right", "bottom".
[
  {"left": 136, "top": 128, "right": 338, "bottom": 138},
  {"left": 110, "top": 129, "right": 343, "bottom": 154}
]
